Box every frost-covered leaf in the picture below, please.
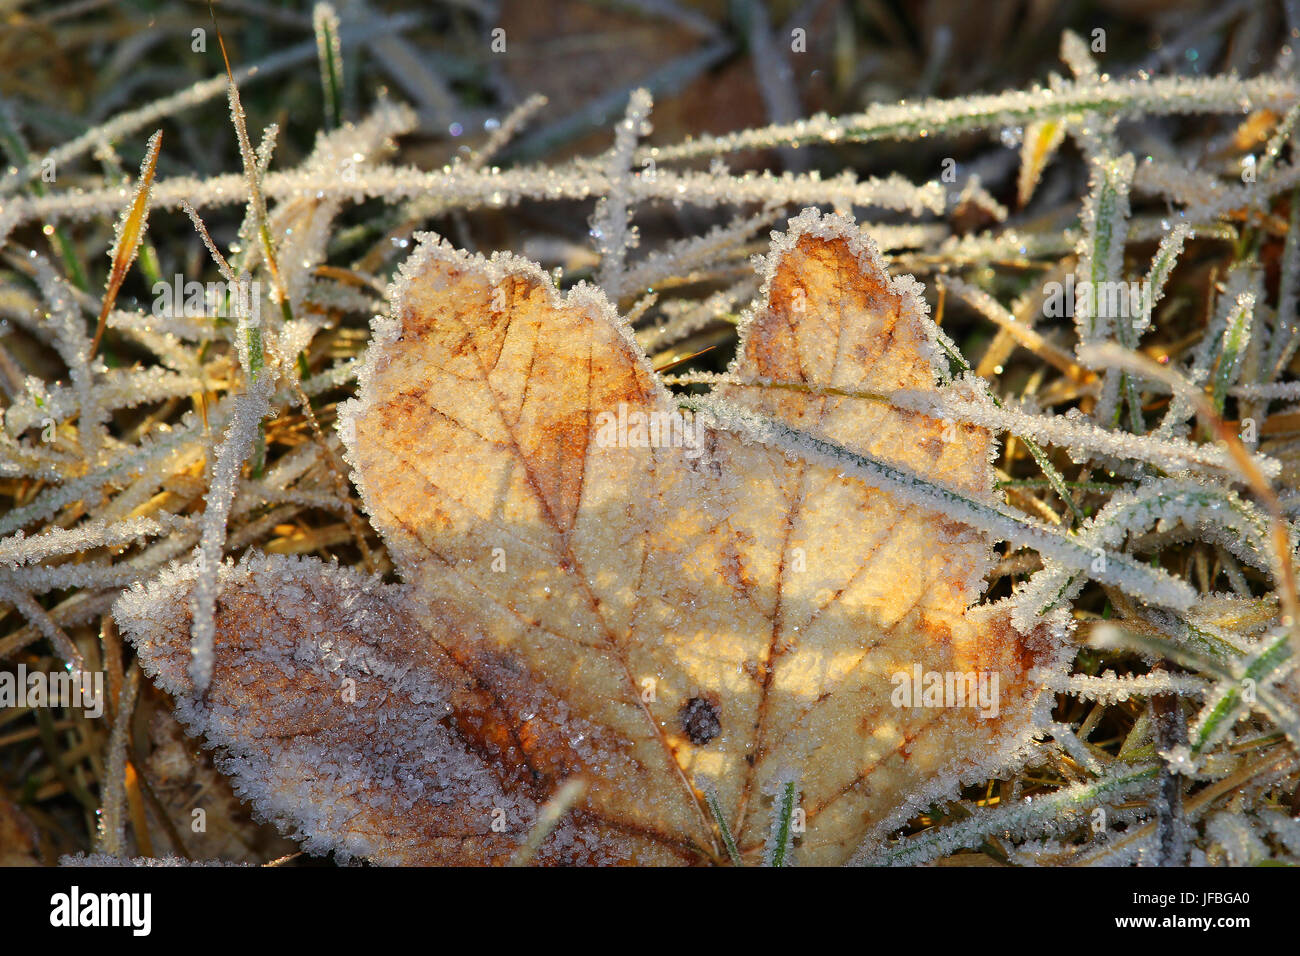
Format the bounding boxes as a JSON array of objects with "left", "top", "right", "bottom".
[
  {"left": 117, "top": 210, "right": 1072, "bottom": 865},
  {"left": 117, "top": 554, "right": 680, "bottom": 864}
]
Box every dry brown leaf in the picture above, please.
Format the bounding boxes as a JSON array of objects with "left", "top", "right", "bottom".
[{"left": 115, "top": 210, "right": 1070, "bottom": 865}]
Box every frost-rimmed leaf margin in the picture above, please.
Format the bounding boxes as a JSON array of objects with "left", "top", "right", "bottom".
[
  {"left": 732, "top": 206, "right": 954, "bottom": 387},
  {"left": 114, "top": 551, "right": 473, "bottom": 865},
  {"left": 335, "top": 228, "right": 677, "bottom": 537},
  {"left": 701, "top": 208, "right": 1082, "bottom": 861}
]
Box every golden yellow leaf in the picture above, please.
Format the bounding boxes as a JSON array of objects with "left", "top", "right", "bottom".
[
  {"left": 92, "top": 128, "right": 162, "bottom": 357},
  {"left": 1017, "top": 119, "right": 1065, "bottom": 209},
  {"left": 116, "top": 210, "right": 1070, "bottom": 865}
]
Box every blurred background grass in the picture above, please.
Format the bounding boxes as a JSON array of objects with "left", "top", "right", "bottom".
[{"left": 0, "top": 0, "right": 1292, "bottom": 865}]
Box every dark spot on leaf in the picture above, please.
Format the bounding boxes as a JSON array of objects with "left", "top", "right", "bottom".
[{"left": 681, "top": 696, "right": 721, "bottom": 745}]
